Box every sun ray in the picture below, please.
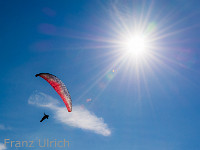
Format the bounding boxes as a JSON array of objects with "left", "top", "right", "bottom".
[{"left": 68, "top": 1, "right": 198, "bottom": 104}]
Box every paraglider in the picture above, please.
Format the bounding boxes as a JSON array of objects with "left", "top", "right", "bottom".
[
  {"left": 35, "top": 73, "right": 72, "bottom": 112},
  {"left": 40, "top": 113, "right": 49, "bottom": 122}
]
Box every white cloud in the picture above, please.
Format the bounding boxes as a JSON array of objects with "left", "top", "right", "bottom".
[
  {"left": 0, "top": 124, "right": 12, "bottom": 131},
  {"left": 0, "top": 143, "right": 6, "bottom": 150},
  {"left": 28, "top": 92, "right": 111, "bottom": 136}
]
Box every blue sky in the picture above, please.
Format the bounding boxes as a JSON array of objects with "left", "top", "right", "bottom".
[{"left": 1, "top": 0, "right": 200, "bottom": 149}]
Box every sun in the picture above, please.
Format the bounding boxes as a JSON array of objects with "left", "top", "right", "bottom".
[
  {"left": 116, "top": 29, "right": 153, "bottom": 63},
  {"left": 122, "top": 32, "right": 149, "bottom": 58}
]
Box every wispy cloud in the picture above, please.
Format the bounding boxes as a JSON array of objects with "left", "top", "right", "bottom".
[
  {"left": 0, "top": 124, "right": 12, "bottom": 131},
  {"left": 0, "top": 143, "right": 6, "bottom": 150},
  {"left": 28, "top": 92, "right": 111, "bottom": 136}
]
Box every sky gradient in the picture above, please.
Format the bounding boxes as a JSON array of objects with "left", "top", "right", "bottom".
[{"left": 1, "top": 0, "right": 200, "bottom": 150}]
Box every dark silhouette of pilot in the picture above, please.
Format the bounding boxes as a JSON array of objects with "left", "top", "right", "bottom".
[{"left": 40, "top": 113, "right": 49, "bottom": 122}]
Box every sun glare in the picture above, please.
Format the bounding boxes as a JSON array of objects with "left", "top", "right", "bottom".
[{"left": 123, "top": 33, "right": 149, "bottom": 57}]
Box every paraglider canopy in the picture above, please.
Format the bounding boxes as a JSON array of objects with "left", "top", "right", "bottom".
[{"left": 35, "top": 73, "right": 72, "bottom": 112}]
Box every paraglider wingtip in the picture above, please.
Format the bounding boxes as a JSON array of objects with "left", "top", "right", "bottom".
[
  {"left": 35, "top": 74, "right": 40, "bottom": 77},
  {"left": 35, "top": 73, "right": 53, "bottom": 77}
]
